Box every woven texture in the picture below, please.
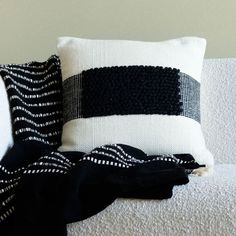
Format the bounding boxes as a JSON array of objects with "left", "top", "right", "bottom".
[
  {"left": 58, "top": 37, "right": 213, "bottom": 171},
  {"left": 0, "top": 55, "right": 63, "bottom": 147},
  {"left": 63, "top": 66, "right": 200, "bottom": 123}
]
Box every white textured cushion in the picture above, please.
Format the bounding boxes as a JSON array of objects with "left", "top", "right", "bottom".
[
  {"left": 68, "top": 164, "right": 236, "bottom": 236},
  {"left": 57, "top": 37, "right": 213, "bottom": 171},
  {"left": 201, "top": 59, "right": 236, "bottom": 164},
  {"left": 58, "top": 37, "right": 206, "bottom": 83},
  {"left": 0, "top": 76, "right": 13, "bottom": 159}
]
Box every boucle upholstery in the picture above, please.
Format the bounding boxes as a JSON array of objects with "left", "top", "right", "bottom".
[
  {"left": 201, "top": 59, "right": 236, "bottom": 164},
  {"left": 68, "top": 164, "right": 236, "bottom": 236}
]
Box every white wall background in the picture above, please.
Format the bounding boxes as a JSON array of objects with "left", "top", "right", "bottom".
[{"left": 1, "top": 0, "right": 236, "bottom": 63}]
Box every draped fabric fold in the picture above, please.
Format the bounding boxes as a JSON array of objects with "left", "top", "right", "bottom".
[{"left": 0, "top": 141, "right": 202, "bottom": 236}]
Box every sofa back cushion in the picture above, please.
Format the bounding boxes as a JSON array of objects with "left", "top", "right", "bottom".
[
  {"left": 0, "top": 76, "right": 13, "bottom": 160},
  {"left": 201, "top": 59, "right": 236, "bottom": 164}
]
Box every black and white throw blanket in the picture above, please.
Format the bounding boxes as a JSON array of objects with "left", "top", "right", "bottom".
[
  {"left": 0, "top": 141, "right": 204, "bottom": 236},
  {"left": 0, "top": 55, "right": 63, "bottom": 147}
]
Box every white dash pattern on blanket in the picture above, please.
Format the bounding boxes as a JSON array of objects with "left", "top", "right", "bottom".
[
  {"left": 0, "top": 151, "right": 75, "bottom": 223},
  {"left": 0, "top": 55, "right": 63, "bottom": 147}
]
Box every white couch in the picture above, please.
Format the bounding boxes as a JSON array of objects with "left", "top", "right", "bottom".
[{"left": 67, "top": 59, "right": 236, "bottom": 236}]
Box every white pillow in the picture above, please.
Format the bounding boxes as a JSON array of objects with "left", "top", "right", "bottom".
[
  {"left": 57, "top": 37, "right": 214, "bottom": 173},
  {"left": 0, "top": 76, "right": 13, "bottom": 159}
]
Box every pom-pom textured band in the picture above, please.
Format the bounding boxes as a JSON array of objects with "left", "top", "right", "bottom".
[{"left": 63, "top": 66, "right": 200, "bottom": 124}]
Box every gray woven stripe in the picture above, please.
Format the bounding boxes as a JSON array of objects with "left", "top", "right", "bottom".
[
  {"left": 179, "top": 72, "right": 200, "bottom": 123},
  {"left": 63, "top": 74, "right": 82, "bottom": 124}
]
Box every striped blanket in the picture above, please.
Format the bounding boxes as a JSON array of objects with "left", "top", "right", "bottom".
[{"left": 0, "top": 141, "right": 202, "bottom": 236}]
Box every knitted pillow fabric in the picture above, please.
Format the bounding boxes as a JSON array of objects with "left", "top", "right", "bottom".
[
  {"left": 57, "top": 37, "right": 214, "bottom": 172},
  {"left": 0, "top": 76, "right": 13, "bottom": 160},
  {"left": 0, "top": 55, "right": 63, "bottom": 148}
]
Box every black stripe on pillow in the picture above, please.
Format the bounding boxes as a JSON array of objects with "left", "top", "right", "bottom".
[
  {"left": 0, "top": 55, "right": 63, "bottom": 147},
  {"left": 63, "top": 66, "right": 200, "bottom": 124}
]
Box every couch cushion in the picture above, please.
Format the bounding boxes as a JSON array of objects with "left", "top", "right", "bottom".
[
  {"left": 201, "top": 59, "right": 236, "bottom": 164},
  {"left": 67, "top": 164, "right": 236, "bottom": 236}
]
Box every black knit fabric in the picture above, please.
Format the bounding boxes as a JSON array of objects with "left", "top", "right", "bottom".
[
  {"left": 0, "top": 55, "right": 63, "bottom": 147},
  {"left": 63, "top": 66, "right": 182, "bottom": 121},
  {"left": 0, "top": 141, "right": 72, "bottom": 236},
  {"left": 0, "top": 142, "right": 204, "bottom": 236},
  {"left": 63, "top": 144, "right": 193, "bottom": 222}
]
